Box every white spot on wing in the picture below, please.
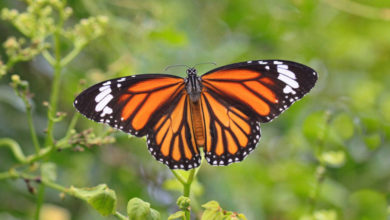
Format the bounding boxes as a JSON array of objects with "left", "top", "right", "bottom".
[
  {"left": 99, "top": 85, "right": 110, "bottom": 91},
  {"left": 100, "top": 106, "right": 113, "bottom": 117},
  {"left": 274, "top": 61, "right": 283, "bottom": 64},
  {"left": 95, "top": 94, "right": 113, "bottom": 111},
  {"left": 278, "top": 74, "right": 299, "bottom": 88},
  {"left": 283, "top": 85, "right": 296, "bottom": 94},
  {"left": 259, "top": 61, "right": 268, "bottom": 64},
  {"left": 278, "top": 64, "right": 288, "bottom": 69},
  {"left": 117, "top": 77, "right": 126, "bottom": 82},
  {"left": 103, "top": 81, "right": 111, "bottom": 86},
  {"left": 277, "top": 67, "right": 296, "bottom": 79},
  {"left": 95, "top": 88, "right": 112, "bottom": 102}
]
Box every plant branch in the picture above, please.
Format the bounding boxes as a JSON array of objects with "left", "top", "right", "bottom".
[
  {"left": 0, "top": 138, "right": 27, "bottom": 163},
  {"left": 170, "top": 169, "right": 186, "bottom": 186},
  {"left": 42, "top": 50, "right": 56, "bottom": 66},
  {"left": 114, "top": 211, "right": 128, "bottom": 220},
  {"left": 45, "top": 27, "right": 63, "bottom": 148},
  {"left": 19, "top": 90, "right": 41, "bottom": 153},
  {"left": 55, "top": 112, "right": 80, "bottom": 149},
  {"left": 34, "top": 184, "right": 45, "bottom": 220},
  {"left": 0, "top": 171, "right": 13, "bottom": 180},
  {"left": 183, "top": 169, "right": 195, "bottom": 198},
  {"left": 61, "top": 44, "right": 85, "bottom": 66}
]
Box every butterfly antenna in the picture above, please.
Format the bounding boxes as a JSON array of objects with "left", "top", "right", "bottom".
[
  {"left": 164, "top": 64, "right": 191, "bottom": 71},
  {"left": 192, "top": 62, "right": 217, "bottom": 69}
]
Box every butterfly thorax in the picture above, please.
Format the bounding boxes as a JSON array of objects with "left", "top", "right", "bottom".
[{"left": 185, "top": 68, "right": 203, "bottom": 102}]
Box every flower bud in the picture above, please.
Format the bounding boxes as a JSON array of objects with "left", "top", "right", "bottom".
[{"left": 176, "top": 196, "right": 191, "bottom": 210}]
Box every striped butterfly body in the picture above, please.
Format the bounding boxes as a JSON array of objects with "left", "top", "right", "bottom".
[{"left": 74, "top": 60, "right": 318, "bottom": 170}]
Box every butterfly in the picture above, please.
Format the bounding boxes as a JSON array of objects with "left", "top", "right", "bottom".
[{"left": 74, "top": 60, "right": 317, "bottom": 170}]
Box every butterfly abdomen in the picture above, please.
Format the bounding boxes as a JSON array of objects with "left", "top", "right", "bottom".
[{"left": 190, "top": 100, "right": 205, "bottom": 146}]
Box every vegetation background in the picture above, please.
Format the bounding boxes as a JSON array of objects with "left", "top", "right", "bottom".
[{"left": 0, "top": 0, "right": 389, "bottom": 219}]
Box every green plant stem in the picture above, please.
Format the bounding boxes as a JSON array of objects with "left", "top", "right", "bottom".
[
  {"left": 61, "top": 45, "right": 85, "bottom": 66},
  {"left": 0, "top": 138, "right": 26, "bottom": 163},
  {"left": 171, "top": 170, "right": 186, "bottom": 186},
  {"left": 183, "top": 169, "right": 195, "bottom": 197},
  {"left": 22, "top": 93, "right": 41, "bottom": 154},
  {"left": 38, "top": 25, "right": 64, "bottom": 220},
  {"left": 42, "top": 50, "right": 55, "bottom": 66},
  {"left": 0, "top": 172, "right": 12, "bottom": 180},
  {"left": 34, "top": 184, "right": 45, "bottom": 220},
  {"left": 171, "top": 168, "right": 196, "bottom": 220},
  {"left": 2, "top": 169, "right": 126, "bottom": 218},
  {"left": 183, "top": 169, "right": 195, "bottom": 220},
  {"left": 45, "top": 30, "right": 63, "bottom": 148},
  {"left": 114, "top": 211, "right": 128, "bottom": 220}
]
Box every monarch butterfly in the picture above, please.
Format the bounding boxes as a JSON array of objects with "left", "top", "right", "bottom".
[{"left": 74, "top": 60, "right": 317, "bottom": 170}]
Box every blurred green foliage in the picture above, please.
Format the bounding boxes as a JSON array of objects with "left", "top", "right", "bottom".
[{"left": 1, "top": 0, "right": 390, "bottom": 219}]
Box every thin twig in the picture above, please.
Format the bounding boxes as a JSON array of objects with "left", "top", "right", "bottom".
[
  {"left": 114, "top": 211, "right": 128, "bottom": 220},
  {"left": 0, "top": 138, "right": 27, "bottom": 163},
  {"left": 20, "top": 91, "right": 41, "bottom": 153}
]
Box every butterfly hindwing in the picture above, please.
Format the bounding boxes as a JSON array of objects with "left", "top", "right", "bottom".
[
  {"left": 74, "top": 74, "right": 185, "bottom": 136},
  {"left": 200, "top": 90, "right": 261, "bottom": 166},
  {"left": 147, "top": 93, "right": 201, "bottom": 170},
  {"left": 201, "top": 60, "right": 318, "bottom": 123}
]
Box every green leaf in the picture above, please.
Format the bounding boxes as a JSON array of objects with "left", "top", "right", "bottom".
[
  {"left": 303, "top": 111, "right": 328, "bottom": 143},
  {"left": 321, "top": 151, "right": 346, "bottom": 167},
  {"left": 127, "top": 197, "right": 161, "bottom": 220},
  {"left": 201, "top": 200, "right": 220, "bottom": 211},
  {"left": 313, "top": 209, "right": 337, "bottom": 220},
  {"left": 41, "top": 162, "right": 57, "bottom": 182},
  {"left": 201, "top": 201, "right": 247, "bottom": 220},
  {"left": 364, "top": 133, "right": 381, "bottom": 150},
  {"left": 70, "top": 184, "right": 117, "bottom": 216},
  {"left": 347, "top": 190, "right": 387, "bottom": 220},
  {"left": 299, "top": 209, "right": 337, "bottom": 220},
  {"left": 224, "top": 211, "right": 248, "bottom": 220},
  {"left": 201, "top": 201, "right": 223, "bottom": 220},
  {"left": 329, "top": 113, "right": 354, "bottom": 141},
  {"left": 168, "top": 211, "right": 185, "bottom": 220},
  {"left": 201, "top": 210, "right": 224, "bottom": 220}
]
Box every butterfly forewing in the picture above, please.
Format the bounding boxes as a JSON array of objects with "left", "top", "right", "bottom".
[
  {"left": 74, "top": 74, "right": 185, "bottom": 136},
  {"left": 201, "top": 60, "right": 318, "bottom": 123}
]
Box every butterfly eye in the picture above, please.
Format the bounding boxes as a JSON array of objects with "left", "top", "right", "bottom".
[{"left": 186, "top": 68, "right": 197, "bottom": 75}]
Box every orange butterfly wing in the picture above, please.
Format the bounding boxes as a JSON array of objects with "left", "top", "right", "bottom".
[
  {"left": 74, "top": 74, "right": 201, "bottom": 169},
  {"left": 200, "top": 91, "right": 260, "bottom": 166},
  {"left": 200, "top": 60, "right": 317, "bottom": 165},
  {"left": 201, "top": 60, "right": 317, "bottom": 122},
  {"left": 147, "top": 94, "right": 201, "bottom": 169},
  {"left": 74, "top": 74, "right": 185, "bottom": 137}
]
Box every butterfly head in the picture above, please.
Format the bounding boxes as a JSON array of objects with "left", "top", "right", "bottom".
[{"left": 186, "top": 67, "right": 197, "bottom": 76}]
